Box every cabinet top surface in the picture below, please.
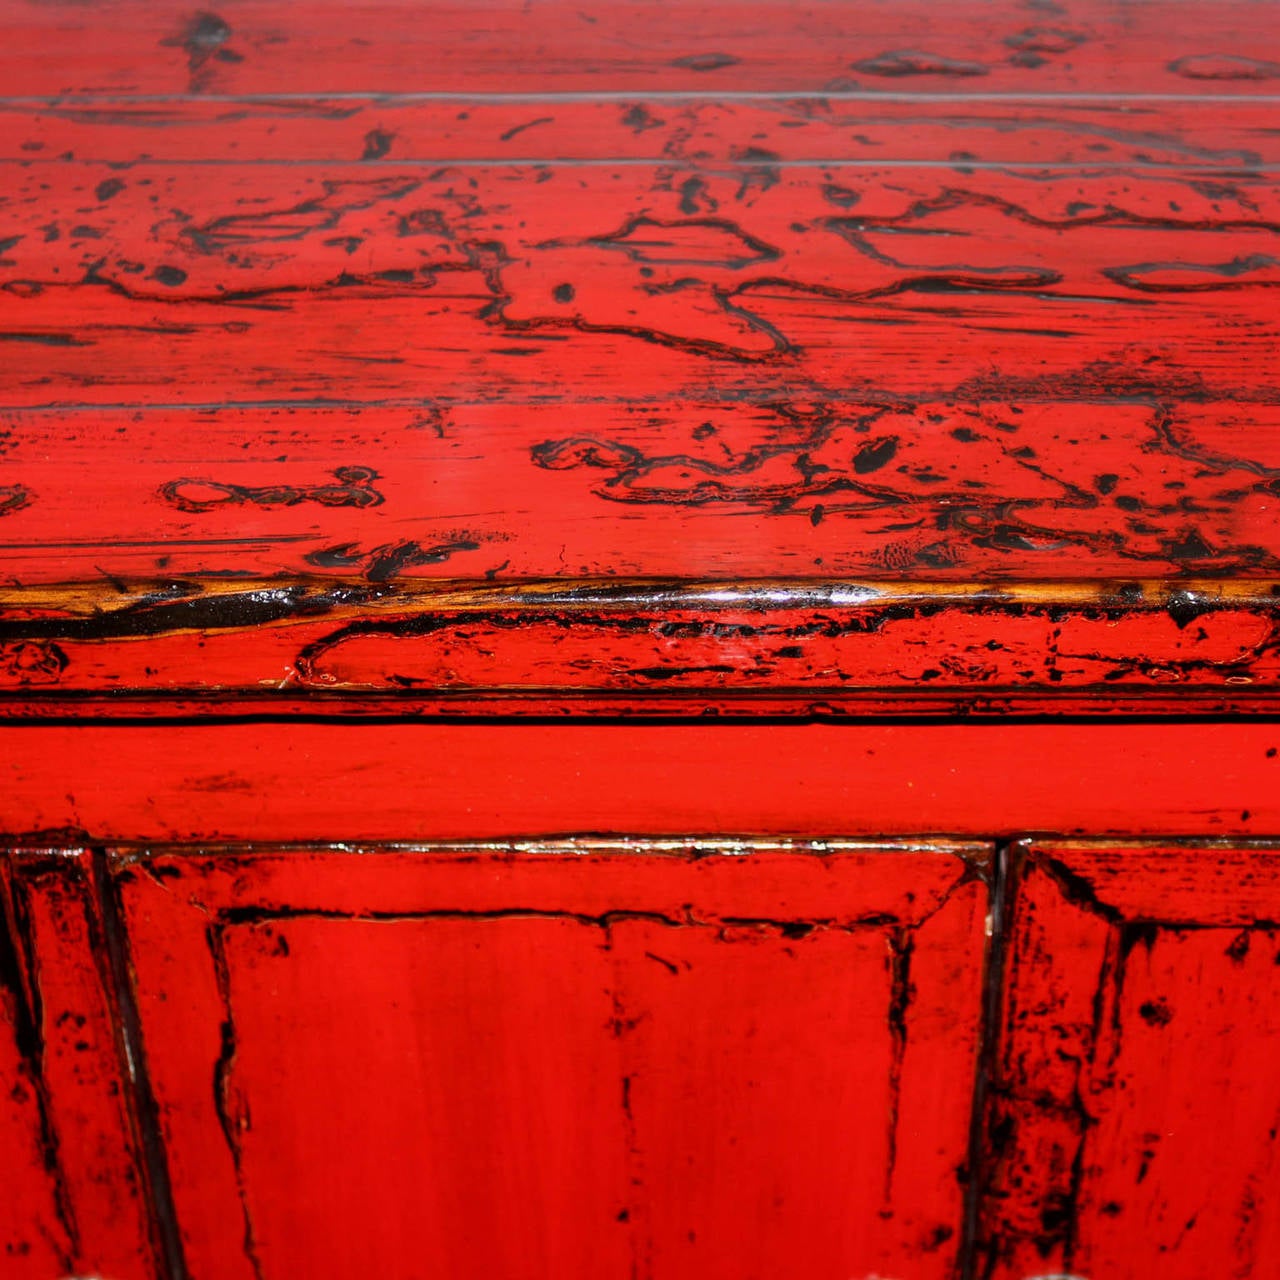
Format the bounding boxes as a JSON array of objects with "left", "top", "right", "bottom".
[{"left": 2, "top": 0, "right": 1279, "bottom": 716}]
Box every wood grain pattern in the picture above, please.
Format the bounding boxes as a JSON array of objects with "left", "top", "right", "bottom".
[
  {"left": 5, "top": 152, "right": 1280, "bottom": 595},
  {"left": 3, "top": 1, "right": 1279, "bottom": 714},
  {"left": 3, "top": 0, "right": 1278, "bottom": 97},
  {"left": 0, "top": 850, "right": 157, "bottom": 1280},
  {"left": 978, "top": 841, "right": 1280, "bottom": 1280},
  {"left": 7, "top": 95, "right": 1280, "bottom": 166},
  {"left": 6, "top": 164, "right": 1280, "bottom": 408},
  {"left": 4, "top": 395, "right": 1280, "bottom": 584},
  {"left": 113, "top": 841, "right": 989, "bottom": 1280}
]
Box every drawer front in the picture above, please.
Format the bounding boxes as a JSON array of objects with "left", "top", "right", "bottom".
[{"left": 113, "top": 841, "right": 989, "bottom": 1280}]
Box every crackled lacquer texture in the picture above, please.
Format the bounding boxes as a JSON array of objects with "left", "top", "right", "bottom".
[
  {"left": 2, "top": 0, "right": 1280, "bottom": 715},
  {"left": 4, "top": 6, "right": 1280, "bottom": 1280},
  {"left": 113, "top": 842, "right": 989, "bottom": 1280}
]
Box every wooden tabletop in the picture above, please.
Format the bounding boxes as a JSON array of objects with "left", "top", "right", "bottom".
[{"left": 2, "top": 0, "right": 1279, "bottom": 715}]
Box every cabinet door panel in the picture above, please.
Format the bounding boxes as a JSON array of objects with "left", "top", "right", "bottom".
[
  {"left": 0, "top": 850, "right": 157, "bottom": 1279},
  {"left": 979, "top": 842, "right": 1280, "bottom": 1280},
  {"left": 115, "top": 841, "right": 990, "bottom": 1280}
]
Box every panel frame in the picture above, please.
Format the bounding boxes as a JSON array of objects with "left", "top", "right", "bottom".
[
  {"left": 111, "top": 838, "right": 992, "bottom": 1280},
  {"left": 976, "top": 838, "right": 1280, "bottom": 1280}
]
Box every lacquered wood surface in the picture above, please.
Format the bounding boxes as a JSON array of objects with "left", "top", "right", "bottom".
[
  {"left": 3, "top": 577, "right": 1280, "bottom": 717},
  {"left": 3, "top": 720, "right": 1279, "bottom": 844},
  {"left": 0, "top": 850, "right": 157, "bottom": 1280},
  {"left": 7, "top": 1, "right": 1280, "bottom": 97},
  {"left": 979, "top": 841, "right": 1280, "bottom": 1279},
  {"left": 2, "top": 0, "right": 1280, "bottom": 715},
  {"left": 113, "top": 841, "right": 989, "bottom": 1280},
  {"left": 3, "top": 6, "right": 1280, "bottom": 1279}
]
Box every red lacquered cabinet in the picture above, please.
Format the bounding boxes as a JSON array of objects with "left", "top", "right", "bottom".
[{"left": 3, "top": 1, "right": 1280, "bottom": 1277}]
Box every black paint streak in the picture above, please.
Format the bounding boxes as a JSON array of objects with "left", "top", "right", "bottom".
[
  {"left": 92, "top": 852, "right": 190, "bottom": 1280},
  {"left": 360, "top": 129, "right": 395, "bottom": 160},
  {"left": 220, "top": 903, "right": 686, "bottom": 929},
  {"left": 851, "top": 50, "right": 990, "bottom": 77},
  {"left": 304, "top": 538, "right": 483, "bottom": 582},
  {"left": 0, "top": 483, "right": 34, "bottom": 515},
  {"left": 206, "top": 924, "right": 266, "bottom": 1280},
  {"left": 1105, "top": 253, "right": 1280, "bottom": 293},
  {"left": 160, "top": 11, "right": 244, "bottom": 92},
  {"left": 160, "top": 465, "right": 384, "bottom": 513},
  {"left": 0, "top": 334, "right": 89, "bottom": 348},
  {"left": 957, "top": 842, "right": 1009, "bottom": 1280},
  {"left": 1170, "top": 54, "right": 1280, "bottom": 81},
  {"left": 498, "top": 116, "right": 554, "bottom": 142},
  {"left": 853, "top": 436, "right": 899, "bottom": 475},
  {"left": 670, "top": 52, "right": 740, "bottom": 71},
  {"left": 883, "top": 925, "right": 915, "bottom": 1209},
  {"left": 179, "top": 177, "right": 421, "bottom": 253}
]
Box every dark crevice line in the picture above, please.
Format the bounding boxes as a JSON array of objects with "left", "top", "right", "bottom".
[
  {"left": 883, "top": 923, "right": 915, "bottom": 1212},
  {"left": 6, "top": 156, "right": 1280, "bottom": 170},
  {"left": 4, "top": 710, "right": 1280, "bottom": 729},
  {"left": 7, "top": 390, "right": 1280, "bottom": 412},
  {"left": 91, "top": 849, "right": 188, "bottom": 1280},
  {"left": 957, "top": 838, "right": 1014, "bottom": 1280},
  {"left": 3, "top": 91, "right": 1280, "bottom": 105},
  {"left": 218, "top": 905, "right": 689, "bottom": 928},
  {"left": 205, "top": 923, "right": 266, "bottom": 1280}
]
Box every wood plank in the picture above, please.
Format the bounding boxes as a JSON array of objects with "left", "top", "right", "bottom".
[
  {"left": 4, "top": 163, "right": 1279, "bottom": 408},
  {"left": 978, "top": 841, "right": 1280, "bottom": 1280},
  {"left": 5, "top": 95, "right": 1278, "bottom": 165},
  {"left": 2, "top": 397, "right": 1280, "bottom": 584},
  {"left": 0, "top": 850, "right": 158, "bottom": 1280},
  {"left": 2, "top": 0, "right": 1278, "bottom": 98},
  {"left": 1, "top": 722, "right": 1279, "bottom": 843},
  {"left": 113, "top": 841, "right": 988, "bottom": 1280}
]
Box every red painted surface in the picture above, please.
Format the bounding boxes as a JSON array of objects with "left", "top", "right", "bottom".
[
  {"left": 979, "top": 842, "right": 1280, "bottom": 1280},
  {"left": 5, "top": 1, "right": 1277, "bottom": 97},
  {"left": 3, "top": 579, "right": 1280, "bottom": 716},
  {"left": 0, "top": 851, "right": 157, "bottom": 1279},
  {"left": 7, "top": 166, "right": 1280, "bottom": 407},
  {"left": 7, "top": 95, "right": 1277, "bottom": 167},
  {"left": 114, "top": 842, "right": 989, "bottom": 1280},
  {"left": 2, "top": 721, "right": 1279, "bottom": 844},
  {"left": 2, "top": 3, "right": 1278, "bottom": 717},
  {"left": 6, "top": 398, "right": 1280, "bottom": 586},
  {"left": 3, "top": 1, "right": 1279, "bottom": 1276}
]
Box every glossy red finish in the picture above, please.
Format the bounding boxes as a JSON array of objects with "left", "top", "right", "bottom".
[
  {"left": 4, "top": 579, "right": 1280, "bottom": 717},
  {"left": 979, "top": 842, "right": 1280, "bottom": 1280},
  {"left": 6, "top": 165, "right": 1280, "bottom": 418},
  {"left": 114, "top": 842, "right": 989, "bottom": 1280},
  {"left": 3, "top": 1, "right": 1280, "bottom": 1277},
  {"left": 2, "top": 721, "right": 1279, "bottom": 845},
  {"left": 0, "top": 851, "right": 157, "bottom": 1279},
  {"left": 5, "top": 0, "right": 1276, "bottom": 97}
]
